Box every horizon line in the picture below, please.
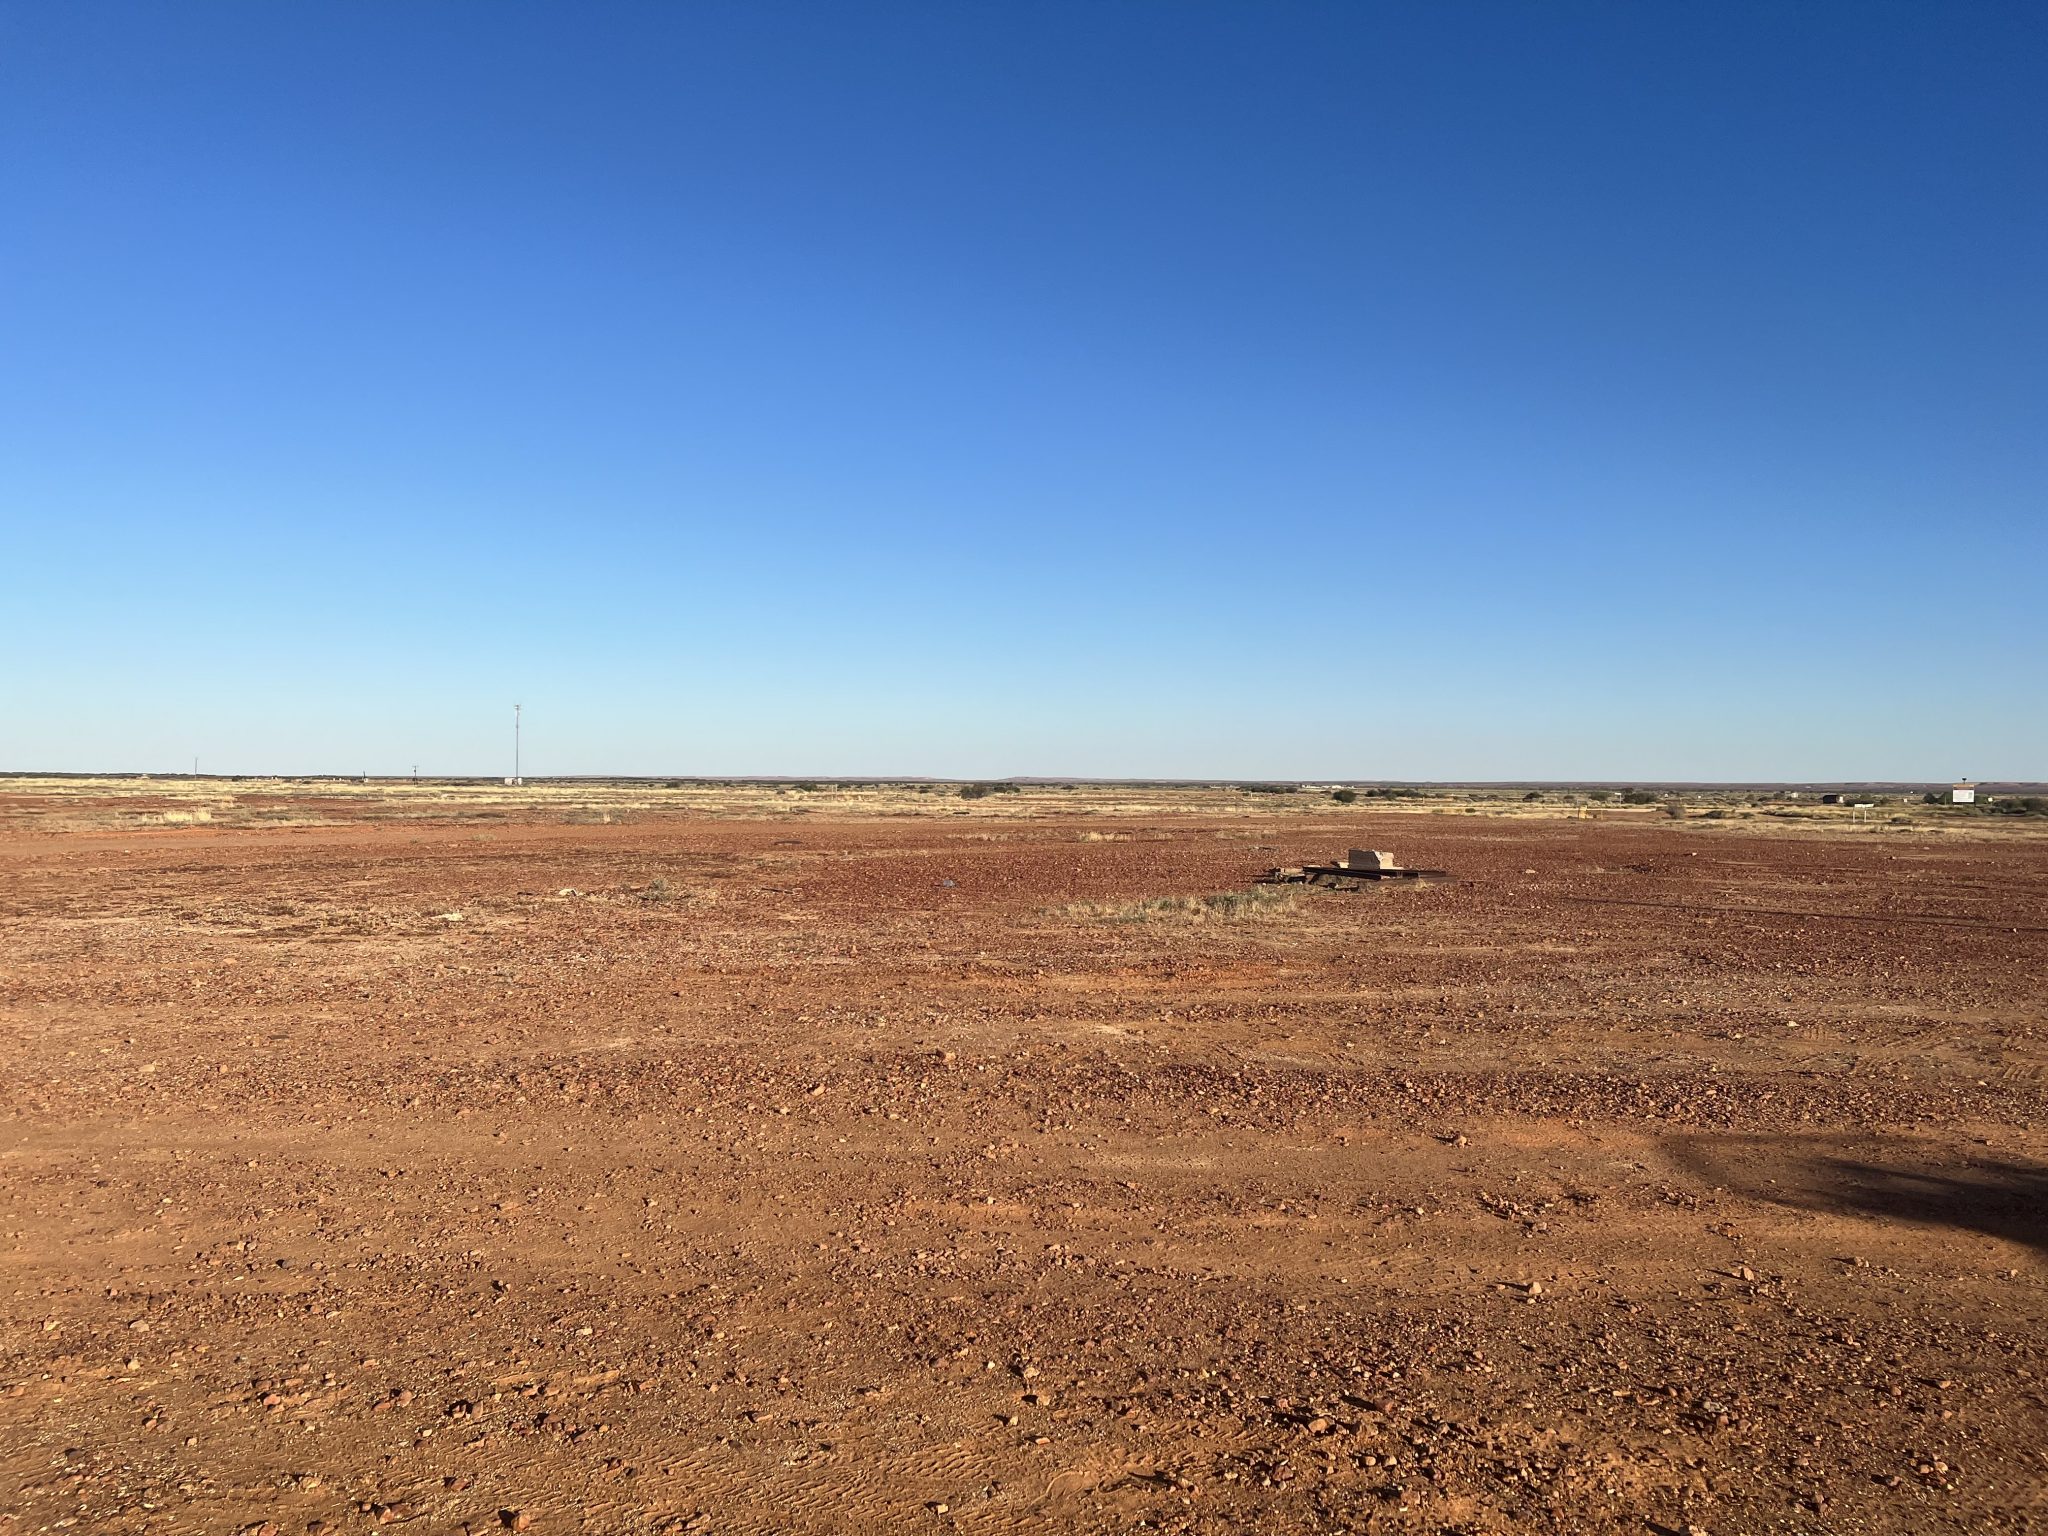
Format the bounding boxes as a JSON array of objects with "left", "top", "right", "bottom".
[{"left": 1, "top": 770, "right": 2032, "bottom": 792}]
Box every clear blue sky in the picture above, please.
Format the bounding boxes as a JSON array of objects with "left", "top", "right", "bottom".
[{"left": 4, "top": 2, "right": 2042, "bottom": 781}]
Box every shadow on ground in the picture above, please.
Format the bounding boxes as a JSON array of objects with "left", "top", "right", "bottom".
[{"left": 1665, "top": 1135, "right": 2048, "bottom": 1260}]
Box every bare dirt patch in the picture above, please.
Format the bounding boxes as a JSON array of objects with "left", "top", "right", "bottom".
[{"left": 3, "top": 786, "right": 2045, "bottom": 1533}]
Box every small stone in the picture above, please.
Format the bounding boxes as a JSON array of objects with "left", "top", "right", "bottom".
[{"left": 500, "top": 1512, "right": 531, "bottom": 1532}]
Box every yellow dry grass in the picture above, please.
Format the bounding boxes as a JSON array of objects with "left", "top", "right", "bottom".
[{"left": 1, "top": 775, "right": 2039, "bottom": 843}]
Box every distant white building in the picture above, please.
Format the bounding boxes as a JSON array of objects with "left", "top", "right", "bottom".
[{"left": 1951, "top": 781, "right": 1976, "bottom": 804}]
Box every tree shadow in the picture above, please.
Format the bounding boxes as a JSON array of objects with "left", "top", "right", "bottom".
[{"left": 1664, "top": 1134, "right": 2048, "bottom": 1260}]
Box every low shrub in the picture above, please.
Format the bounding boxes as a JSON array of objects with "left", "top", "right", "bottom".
[{"left": 958, "top": 782, "right": 1021, "bottom": 800}]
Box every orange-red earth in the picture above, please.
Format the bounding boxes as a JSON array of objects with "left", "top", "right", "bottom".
[{"left": 3, "top": 798, "right": 2044, "bottom": 1533}]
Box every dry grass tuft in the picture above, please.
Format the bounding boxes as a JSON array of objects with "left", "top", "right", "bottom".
[{"left": 1056, "top": 885, "right": 1301, "bottom": 924}]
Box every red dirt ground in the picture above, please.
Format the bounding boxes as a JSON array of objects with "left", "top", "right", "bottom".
[{"left": 3, "top": 799, "right": 2045, "bottom": 1534}]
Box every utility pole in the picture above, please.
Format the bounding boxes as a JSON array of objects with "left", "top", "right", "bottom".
[{"left": 514, "top": 703, "right": 522, "bottom": 785}]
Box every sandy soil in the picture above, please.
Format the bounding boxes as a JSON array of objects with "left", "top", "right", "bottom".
[{"left": 2, "top": 787, "right": 2044, "bottom": 1535}]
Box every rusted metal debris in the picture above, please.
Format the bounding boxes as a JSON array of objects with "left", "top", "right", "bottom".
[{"left": 1256, "top": 848, "right": 1448, "bottom": 887}]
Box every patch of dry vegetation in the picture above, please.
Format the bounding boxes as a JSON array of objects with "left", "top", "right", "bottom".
[{"left": 1056, "top": 884, "right": 1302, "bottom": 923}]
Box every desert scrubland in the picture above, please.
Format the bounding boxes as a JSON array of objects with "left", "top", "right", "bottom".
[{"left": 2, "top": 779, "right": 2044, "bottom": 1534}]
